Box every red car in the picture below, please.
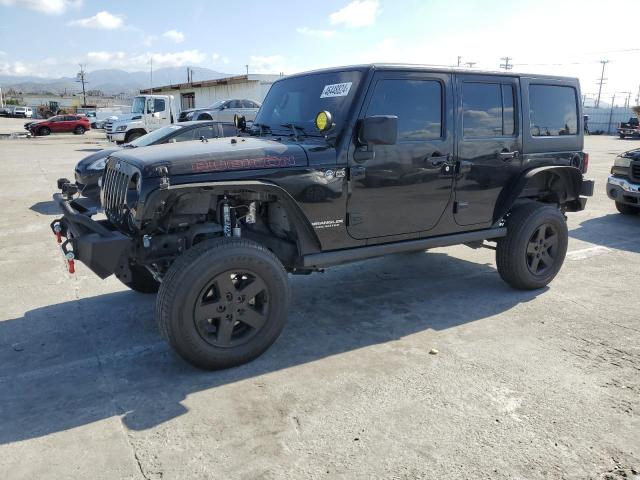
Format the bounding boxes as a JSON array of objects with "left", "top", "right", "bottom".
[{"left": 30, "top": 115, "right": 91, "bottom": 136}]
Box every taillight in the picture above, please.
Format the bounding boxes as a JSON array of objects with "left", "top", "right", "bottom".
[{"left": 583, "top": 153, "right": 589, "bottom": 174}]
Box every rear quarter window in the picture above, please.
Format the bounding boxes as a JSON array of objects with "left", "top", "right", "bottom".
[{"left": 529, "top": 85, "right": 578, "bottom": 136}]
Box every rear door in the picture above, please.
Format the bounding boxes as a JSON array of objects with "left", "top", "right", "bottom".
[
  {"left": 347, "top": 70, "right": 454, "bottom": 239},
  {"left": 453, "top": 75, "right": 522, "bottom": 226}
]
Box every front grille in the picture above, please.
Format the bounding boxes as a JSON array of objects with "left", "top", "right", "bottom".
[
  {"left": 631, "top": 161, "right": 640, "bottom": 182},
  {"left": 105, "top": 120, "right": 115, "bottom": 134},
  {"left": 102, "top": 159, "right": 134, "bottom": 224}
]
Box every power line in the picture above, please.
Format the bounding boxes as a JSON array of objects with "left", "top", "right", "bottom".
[{"left": 595, "top": 60, "right": 609, "bottom": 109}]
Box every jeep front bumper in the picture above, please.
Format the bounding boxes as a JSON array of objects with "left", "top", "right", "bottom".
[
  {"left": 51, "top": 193, "right": 132, "bottom": 278},
  {"left": 606, "top": 176, "right": 640, "bottom": 206}
]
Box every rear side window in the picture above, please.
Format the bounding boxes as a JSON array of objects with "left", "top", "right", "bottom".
[
  {"left": 462, "top": 82, "right": 515, "bottom": 138},
  {"left": 366, "top": 79, "right": 443, "bottom": 141},
  {"left": 154, "top": 99, "right": 166, "bottom": 112},
  {"left": 529, "top": 85, "right": 577, "bottom": 136}
]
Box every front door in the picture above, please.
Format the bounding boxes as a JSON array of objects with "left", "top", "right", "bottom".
[
  {"left": 453, "top": 75, "right": 522, "bottom": 226},
  {"left": 347, "top": 72, "right": 454, "bottom": 239}
]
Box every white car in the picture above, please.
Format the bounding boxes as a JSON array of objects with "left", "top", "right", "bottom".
[{"left": 13, "top": 106, "right": 33, "bottom": 118}]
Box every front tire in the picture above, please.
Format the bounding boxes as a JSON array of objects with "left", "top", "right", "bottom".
[
  {"left": 121, "top": 265, "right": 160, "bottom": 293},
  {"left": 496, "top": 202, "right": 568, "bottom": 290},
  {"left": 38, "top": 126, "right": 51, "bottom": 136},
  {"left": 615, "top": 201, "right": 639, "bottom": 215},
  {"left": 156, "top": 238, "right": 290, "bottom": 370},
  {"left": 124, "top": 131, "right": 143, "bottom": 143}
]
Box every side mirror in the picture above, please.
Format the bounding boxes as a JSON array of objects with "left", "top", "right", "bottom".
[
  {"left": 358, "top": 115, "right": 398, "bottom": 146},
  {"left": 234, "top": 114, "right": 246, "bottom": 131}
]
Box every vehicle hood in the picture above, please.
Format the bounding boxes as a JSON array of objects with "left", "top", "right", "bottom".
[
  {"left": 110, "top": 136, "right": 309, "bottom": 177},
  {"left": 76, "top": 147, "right": 121, "bottom": 171}
]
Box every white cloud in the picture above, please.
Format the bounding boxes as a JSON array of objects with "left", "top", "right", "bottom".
[
  {"left": 68, "top": 11, "right": 124, "bottom": 30},
  {"left": 81, "top": 50, "right": 206, "bottom": 69},
  {"left": 329, "top": 0, "right": 380, "bottom": 28},
  {"left": 142, "top": 35, "right": 157, "bottom": 47},
  {"left": 296, "top": 26, "right": 336, "bottom": 38},
  {"left": 0, "top": 0, "right": 82, "bottom": 15},
  {"left": 222, "top": 57, "right": 230, "bottom": 65},
  {"left": 162, "top": 30, "right": 184, "bottom": 44},
  {"left": 0, "top": 50, "right": 6, "bottom": 56}
]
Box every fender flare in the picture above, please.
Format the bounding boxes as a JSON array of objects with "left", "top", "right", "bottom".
[
  {"left": 141, "top": 180, "right": 322, "bottom": 256},
  {"left": 493, "top": 166, "right": 583, "bottom": 223}
]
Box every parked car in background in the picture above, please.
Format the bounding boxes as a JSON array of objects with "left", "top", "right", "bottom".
[
  {"left": 178, "top": 99, "right": 260, "bottom": 122},
  {"left": 29, "top": 115, "right": 91, "bottom": 136},
  {"left": 74, "top": 121, "right": 237, "bottom": 198},
  {"left": 617, "top": 117, "right": 640, "bottom": 139},
  {"left": 12, "top": 107, "right": 33, "bottom": 118},
  {"left": 607, "top": 147, "right": 640, "bottom": 214}
]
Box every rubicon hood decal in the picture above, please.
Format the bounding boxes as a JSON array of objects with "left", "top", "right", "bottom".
[{"left": 191, "top": 155, "right": 297, "bottom": 173}]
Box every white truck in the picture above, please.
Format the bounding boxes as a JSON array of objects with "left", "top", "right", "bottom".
[{"left": 106, "top": 94, "right": 177, "bottom": 143}]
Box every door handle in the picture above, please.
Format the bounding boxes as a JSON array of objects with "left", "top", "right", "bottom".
[{"left": 498, "top": 150, "right": 519, "bottom": 161}]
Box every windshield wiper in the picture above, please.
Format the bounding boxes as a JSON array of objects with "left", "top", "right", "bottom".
[
  {"left": 280, "top": 123, "right": 307, "bottom": 141},
  {"left": 251, "top": 123, "right": 271, "bottom": 136}
]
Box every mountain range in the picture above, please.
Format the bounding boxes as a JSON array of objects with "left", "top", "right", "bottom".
[{"left": 0, "top": 66, "right": 230, "bottom": 96}]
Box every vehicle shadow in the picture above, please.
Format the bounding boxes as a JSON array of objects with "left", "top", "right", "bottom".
[
  {"left": 570, "top": 213, "right": 640, "bottom": 253},
  {"left": 29, "top": 200, "right": 60, "bottom": 215},
  {"left": 0, "top": 251, "right": 542, "bottom": 444}
]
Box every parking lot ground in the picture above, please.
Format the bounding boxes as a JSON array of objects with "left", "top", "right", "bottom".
[{"left": 0, "top": 120, "right": 639, "bottom": 479}]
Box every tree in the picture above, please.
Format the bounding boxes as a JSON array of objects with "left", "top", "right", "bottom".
[{"left": 632, "top": 105, "right": 640, "bottom": 117}]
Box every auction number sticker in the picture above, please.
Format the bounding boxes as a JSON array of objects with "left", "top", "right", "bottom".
[{"left": 320, "top": 82, "right": 352, "bottom": 98}]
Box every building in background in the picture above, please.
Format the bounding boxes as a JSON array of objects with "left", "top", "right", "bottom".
[{"left": 140, "top": 74, "right": 282, "bottom": 111}]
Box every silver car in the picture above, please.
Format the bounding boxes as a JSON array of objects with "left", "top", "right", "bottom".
[{"left": 178, "top": 99, "right": 260, "bottom": 122}]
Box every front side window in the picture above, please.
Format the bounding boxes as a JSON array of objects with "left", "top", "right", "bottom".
[
  {"left": 462, "top": 82, "right": 515, "bottom": 138},
  {"left": 171, "top": 128, "right": 196, "bottom": 142},
  {"left": 529, "top": 85, "right": 578, "bottom": 136},
  {"left": 197, "top": 125, "right": 219, "bottom": 139},
  {"left": 366, "top": 79, "right": 443, "bottom": 141}
]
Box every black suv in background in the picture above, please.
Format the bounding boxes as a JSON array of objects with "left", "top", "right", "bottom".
[
  {"left": 607, "top": 148, "right": 640, "bottom": 214},
  {"left": 52, "top": 64, "right": 593, "bottom": 370}
]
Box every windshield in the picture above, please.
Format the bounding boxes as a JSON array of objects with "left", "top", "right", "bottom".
[
  {"left": 253, "top": 70, "right": 363, "bottom": 136},
  {"left": 131, "top": 96, "right": 146, "bottom": 114},
  {"left": 129, "top": 124, "right": 184, "bottom": 147},
  {"left": 205, "top": 100, "right": 226, "bottom": 110}
]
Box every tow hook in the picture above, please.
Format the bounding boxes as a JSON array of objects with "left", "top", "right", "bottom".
[
  {"left": 65, "top": 252, "right": 75, "bottom": 274},
  {"left": 53, "top": 222, "right": 62, "bottom": 244}
]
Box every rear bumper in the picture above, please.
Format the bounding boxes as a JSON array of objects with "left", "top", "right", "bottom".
[{"left": 51, "top": 193, "right": 132, "bottom": 278}]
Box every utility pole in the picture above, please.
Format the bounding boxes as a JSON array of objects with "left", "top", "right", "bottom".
[
  {"left": 595, "top": 60, "right": 608, "bottom": 108},
  {"left": 0, "top": 86, "right": 4, "bottom": 108},
  {"left": 76, "top": 64, "right": 88, "bottom": 107},
  {"left": 636, "top": 83, "right": 640, "bottom": 106},
  {"left": 607, "top": 93, "right": 616, "bottom": 135},
  {"left": 245, "top": 64, "right": 249, "bottom": 75},
  {"left": 620, "top": 92, "right": 632, "bottom": 108},
  {"left": 465, "top": 61, "right": 476, "bottom": 68},
  {"left": 499, "top": 57, "right": 513, "bottom": 70},
  {"left": 457, "top": 56, "right": 462, "bottom": 67}
]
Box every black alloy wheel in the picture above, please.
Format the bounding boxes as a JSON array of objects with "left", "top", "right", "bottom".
[
  {"left": 193, "top": 269, "right": 269, "bottom": 348},
  {"left": 525, "top": 223, "right": 558, "bottom": 275}
]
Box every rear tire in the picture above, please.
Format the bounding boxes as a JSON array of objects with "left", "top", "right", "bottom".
[
  {"left": 156, "top": 238, "right": 290, "bottom": 370},
  {"left": 615, "top": 201, "right": 639, "bottom": 215},
  {"left": 74, "top": 126, "right": 85, "bottom": 135},
  {"left": 121, "top": 265, "right": 160, "bottom": 293},
  {"left": 496, "top": 202, "right": 568, "bottom": 290}
]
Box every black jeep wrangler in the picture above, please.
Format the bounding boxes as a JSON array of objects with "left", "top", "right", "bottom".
[{"left": 52, "top": 64, "right": 594, "bottom": 370}]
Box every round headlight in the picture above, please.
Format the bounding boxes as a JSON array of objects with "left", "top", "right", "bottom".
[{"left": 88, "top": 158, "right": 107, "bottom": 170}]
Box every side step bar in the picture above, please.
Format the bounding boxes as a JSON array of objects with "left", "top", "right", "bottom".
[{"left": 301, "top": 228, "right": 507, "bottom": 269}]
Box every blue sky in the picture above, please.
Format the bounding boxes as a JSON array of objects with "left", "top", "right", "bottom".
[{"left": 1, "top": 0, "right": 639, "bottom": 105}]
